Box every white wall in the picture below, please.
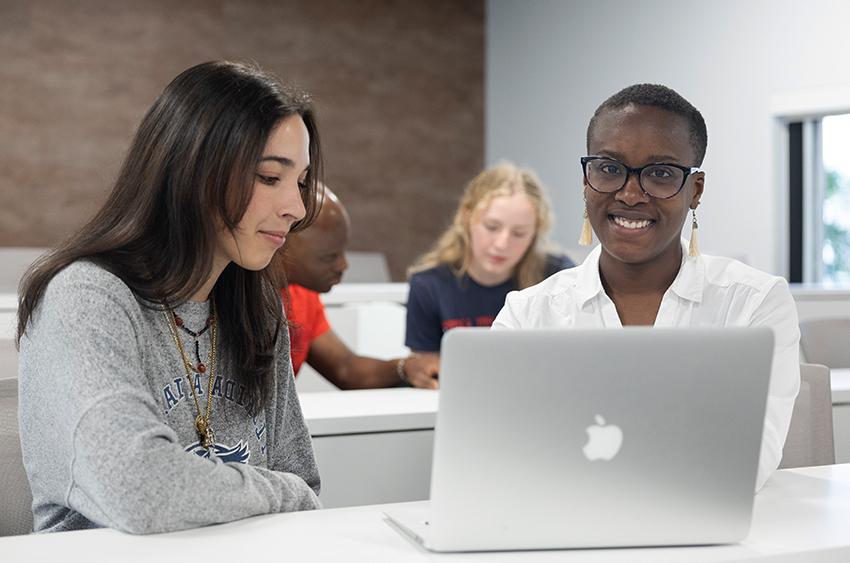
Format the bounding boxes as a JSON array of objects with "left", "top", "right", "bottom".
[{"left": 487, "top": 0, "right": 850, "bottom": 275}]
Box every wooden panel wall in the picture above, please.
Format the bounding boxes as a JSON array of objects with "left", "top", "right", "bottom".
[{"left": 0, "top": 0, "right": 484, "bottom": 280}]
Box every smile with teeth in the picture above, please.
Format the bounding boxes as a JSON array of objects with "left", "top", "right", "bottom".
[{"left": 611, "top": 215, "right": 654, "bottom": 230}]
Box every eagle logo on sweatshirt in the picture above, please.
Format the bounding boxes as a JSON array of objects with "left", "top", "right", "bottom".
[{"left": 185, "top": 440, "right": 251, "bottom": 464}]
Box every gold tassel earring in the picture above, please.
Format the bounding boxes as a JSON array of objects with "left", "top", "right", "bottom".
[
  {"left": 578, "top": 207, "right": 593, "bottom": 246},
  {"left": 688, "top": 209, "right": 700, "bottom": 257}
]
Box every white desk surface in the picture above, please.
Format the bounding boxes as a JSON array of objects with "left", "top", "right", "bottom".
[
  {"left": 789, "top": 284, "right": 850, "bottom": 299},
  {"left": 830, "top": 368, "right": 850, "bottom": 404},
  {"left": 320, "top": 282, "right": 408, "bottom": 305},
  {"left": 299, "top": 388, "right": 438, "bottom": 436},
  {"left": 3, "top": 464, "right": 850, "bottom": 562}
]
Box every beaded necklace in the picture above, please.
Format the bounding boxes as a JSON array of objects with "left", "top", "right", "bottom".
[
  {"left": 174, "top": 314, "right": 213, "bottom": 373},
  {"left": 163, "top": 303, "right": 218, "bottom": 449}
]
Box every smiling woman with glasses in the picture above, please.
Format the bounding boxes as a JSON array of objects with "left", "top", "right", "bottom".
[{"left": 494, "top": 83, "right": 801, "bottom": 493}]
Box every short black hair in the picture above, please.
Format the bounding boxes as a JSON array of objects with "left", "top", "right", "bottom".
[{"left": 586, "top": 83, "right": 708, "bottom": 166}]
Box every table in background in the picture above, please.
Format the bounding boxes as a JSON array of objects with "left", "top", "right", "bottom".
[{"left": 300, "top": 388, "right": 438, "bottom": 508}]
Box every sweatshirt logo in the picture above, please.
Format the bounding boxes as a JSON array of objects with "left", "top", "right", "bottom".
[
  {"left": 162, "top": 375, "right": 252, "bottom": 414},
  {"left": 185, "top": 440, "right": 251, "bottom": 464}
]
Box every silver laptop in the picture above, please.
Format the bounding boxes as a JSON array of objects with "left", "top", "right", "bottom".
[{"left": 386, "top": 327, "right": 774, "bottom": 552}]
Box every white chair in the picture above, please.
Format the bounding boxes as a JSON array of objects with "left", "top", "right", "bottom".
[
  {"left": 779, "top": 363, "right": 835, "bottom": 469},
  {"left": 340, "top": 251, "right": 391, "bottom": 283},
  {"left": 799, "top": 318, "right": 850, "bottom": 369}
]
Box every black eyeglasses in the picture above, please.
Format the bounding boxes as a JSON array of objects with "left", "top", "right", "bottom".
[{"left": 580, "top": 156, "right": 703, "bottom": 199}]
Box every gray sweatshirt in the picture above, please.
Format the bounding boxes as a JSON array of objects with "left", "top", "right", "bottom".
[{"left": 18, "top": 261, "right": 321, "bottom": 534}]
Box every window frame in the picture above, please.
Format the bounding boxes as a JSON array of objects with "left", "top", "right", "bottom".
[{"left": 771, "top": 88, "right": 850, "bottom": 283}]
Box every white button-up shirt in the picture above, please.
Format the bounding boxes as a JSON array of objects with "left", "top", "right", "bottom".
[{"left": 494, "top": 240, "right": 800, "bottom": 491}]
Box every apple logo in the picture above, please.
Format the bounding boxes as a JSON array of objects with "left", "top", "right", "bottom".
[{"left": 582, "top": 414, "right": 623, "bottom": 461}]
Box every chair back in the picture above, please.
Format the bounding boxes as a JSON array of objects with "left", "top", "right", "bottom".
[
  {"left": 799, "top": 318, "right": 850, "bottom": 368},
  {"left": 0, "top": 377, "right": 33, "bottom": 536},
  {"left": 780, "top": 363, "right": 835, "bottom": 469}
]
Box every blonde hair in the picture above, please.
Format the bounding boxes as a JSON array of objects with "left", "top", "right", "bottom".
[{"left": 408, "top": 162, "right": 555, "bottom": 289}]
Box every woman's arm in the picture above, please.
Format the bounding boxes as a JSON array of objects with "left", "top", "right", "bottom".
[
  {"left": 749, "top": 279, "right": 801, "bottom": 490},
  {"left": 306, "top": 329, "right": 439, "bottom": 389},
  {"left": 265, "top": 327, "right": 321, "bottom": 497}
]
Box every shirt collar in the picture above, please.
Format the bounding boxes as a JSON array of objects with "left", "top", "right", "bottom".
[{"left": 573, "top": 239, "right": 705, "bottom": 307}]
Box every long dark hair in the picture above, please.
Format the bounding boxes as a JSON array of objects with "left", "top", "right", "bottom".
[{"left": 17, "top": 60, "right": 323, "bottom": 413}]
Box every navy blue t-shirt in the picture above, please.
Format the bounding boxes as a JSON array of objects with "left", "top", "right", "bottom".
[{"left": 404, "top": 254, "right": 575, "bottom": 352}]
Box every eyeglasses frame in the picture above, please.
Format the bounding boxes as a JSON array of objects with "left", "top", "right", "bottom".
[{"left": 580, "top": 156, "right": 703, "bottom": 200}]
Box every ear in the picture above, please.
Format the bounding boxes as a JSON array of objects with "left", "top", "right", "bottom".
[{"left": 689, "top": 172, "right": 704, "bottom": 210}]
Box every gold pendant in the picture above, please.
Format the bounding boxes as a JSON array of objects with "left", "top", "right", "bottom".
[{"left": 195, "top": 415, "right": 214, "bottom": 448}]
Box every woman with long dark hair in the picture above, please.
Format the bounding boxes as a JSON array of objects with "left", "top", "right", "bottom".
[{"left": 16, "top": 61, "right": 324, "bottom": 533}]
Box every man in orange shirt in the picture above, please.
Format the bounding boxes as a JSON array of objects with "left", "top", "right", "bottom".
[{"left": 273, "top": 187, "right": 439, "bottom": 389}]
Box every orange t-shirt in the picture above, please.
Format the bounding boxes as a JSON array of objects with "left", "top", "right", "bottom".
[{"left": 283, "top": 284, "right": 331, "bottom": 375}]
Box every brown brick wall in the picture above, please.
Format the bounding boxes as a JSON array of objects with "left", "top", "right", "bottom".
[{"left": 0, "top": 0, "right": 484, "bottom": 280}]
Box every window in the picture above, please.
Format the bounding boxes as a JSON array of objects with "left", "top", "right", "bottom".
[
  {"left": 822, "top": 114, "right": 850, "bottom": 283},
  {"left": 787, "top": 113, "right": 850, "bottom": 283}
]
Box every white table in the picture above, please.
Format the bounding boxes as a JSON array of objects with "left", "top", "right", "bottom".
[
  {"left": 830, "top": 368, "right": 850, "bottom": 404},
  {"left": 3, "top": 464, "right": 849, "bottom": 562},
  {"left": 300, "top": 388, "right": 438, "bottom": 508}
]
